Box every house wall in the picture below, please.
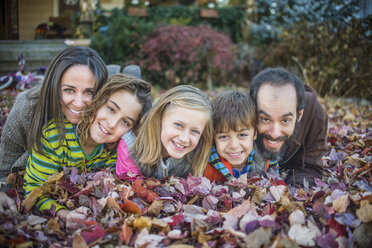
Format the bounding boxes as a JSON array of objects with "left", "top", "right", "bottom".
[
  {"left": 18, "top": 0, "right": 54, "bottom": 40},
  {"left": 100, "top": 0, "right": 125, "bottom": 10}
]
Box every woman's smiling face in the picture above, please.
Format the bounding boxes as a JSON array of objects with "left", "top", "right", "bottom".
[{"left": 60, "top": 65, "right": 95, "bottom": 124}]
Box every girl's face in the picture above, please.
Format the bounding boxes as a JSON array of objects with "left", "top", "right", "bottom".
[
  {"left": 89, "top": 90, "right": 143, "bottom": 145},
  {"left": 60, "top": 65, "right": 95, "bottom": 124},
  {"left": 160, "top": 105, "right": 208, "bottom": 159}
]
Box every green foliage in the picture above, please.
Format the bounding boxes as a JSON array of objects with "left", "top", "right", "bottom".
[
  {"left": 255, "top": 17, "right": 372, "bottom": 99},
  {"left": 247, "top": 0, "right": 360, "bottom": 45},
  {"left": 135, "top": 25, "right": 236, "bottom": 89},
  {"left": 90, "top": 8, "right": 155, "bottom": 65},
  {"left": 144, "top": 6, "right": 246, "bottom": 42}
]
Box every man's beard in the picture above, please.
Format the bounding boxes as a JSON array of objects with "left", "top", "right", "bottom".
[{"left": 256, "top": 123, "right": 298, "bottom": 161}]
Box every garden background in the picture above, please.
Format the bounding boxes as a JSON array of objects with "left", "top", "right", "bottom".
[{"left": 0, "top": 0, "right": 371, "bottom": 247}]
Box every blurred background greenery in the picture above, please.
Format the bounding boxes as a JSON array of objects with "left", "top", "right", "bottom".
[{"left": 89, "top": 0, "right": 371, "bottom": 99}]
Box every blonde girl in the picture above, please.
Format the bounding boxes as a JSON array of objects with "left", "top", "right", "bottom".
[{"left": 116, "top": 85, "right": 213, "bottom": 179}]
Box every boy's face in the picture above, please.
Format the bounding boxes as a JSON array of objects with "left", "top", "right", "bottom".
[{"left": 214, "top": 127, "right": 256, "bottom": 170}]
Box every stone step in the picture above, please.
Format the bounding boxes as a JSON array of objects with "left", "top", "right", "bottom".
[{"left": 0, "top": 40, "right": 68, "bottom": 75}]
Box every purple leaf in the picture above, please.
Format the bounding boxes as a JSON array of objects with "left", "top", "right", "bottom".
[
  {"left": 245, "top": 220, "right": 259, "bottom": 234},
  {"left": 69, "top": 167, "right": 80, "bottom": 184}
]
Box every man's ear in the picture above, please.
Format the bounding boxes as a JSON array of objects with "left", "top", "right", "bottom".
[
  {"left": 297, "top": 109, "right": 304, "bottom": 123},
  {"left": 253, "top": 129, "right": 257, "bottom": 140}
]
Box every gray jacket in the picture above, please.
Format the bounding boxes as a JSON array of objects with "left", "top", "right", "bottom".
[
  {"left": 123, "top": 131, "right": 192, "bottom": 179},
  {"left": 0, "top": 85, "right": 40, "bottom": 181}
]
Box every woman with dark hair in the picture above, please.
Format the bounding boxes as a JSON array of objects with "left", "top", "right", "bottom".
[{"left": 0, "top": 46, "right": 108, "bottom": 181}]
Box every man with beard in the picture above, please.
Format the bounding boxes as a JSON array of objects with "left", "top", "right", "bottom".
[{"left": 249, "top": 67, "right": 328, "bottom": 187}]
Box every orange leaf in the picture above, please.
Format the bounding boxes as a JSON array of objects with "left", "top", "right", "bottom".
[
  {"left": 120, "top": 199, "right": 141, "bottom": 215},
  {"left": 120, "top": 222, "right": 133, "bottom": 245},
  {"left": 135, "top": 186, "right": 148, "bottom": 198},
  {"left": 147, "top": 191, "right": 160, "bottom": 202}
]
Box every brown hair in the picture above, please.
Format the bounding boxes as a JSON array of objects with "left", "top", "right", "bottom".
[
  {"left": 27, "top": 46, "right": 107, "bottom": 153},
  {"left": 77, "top": 74, "right": 152, "bottom": 147},
  {"left": 212, "top": 90, "right": 257, "bottom": 135}
]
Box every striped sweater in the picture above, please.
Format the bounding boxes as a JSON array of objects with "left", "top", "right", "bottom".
[
  {"left": 204, "top": 146, "right": 279, "bottom": 183},
  {"left": 24, "top": 120, "right": 117, "bottom": 212}
]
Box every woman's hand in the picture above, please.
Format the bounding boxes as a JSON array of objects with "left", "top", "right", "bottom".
[{"left": 57, "top": 206, "right": 92, "bottom": 230}]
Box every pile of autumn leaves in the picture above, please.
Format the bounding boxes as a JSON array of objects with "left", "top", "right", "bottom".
[{"left": 1, "top": 97, "right": 371, "bottom": 248}]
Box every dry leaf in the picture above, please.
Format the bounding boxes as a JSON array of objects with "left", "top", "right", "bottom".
[
  {"left": 243, "top": 227, "right": 271, "bottom": 248},
  {"left": 227, "top": 200, "right": 252, "bottom": 218},
  {"left": 288, "top": 209, "right": 306, "bottom": 226},
  {"left": 121, "top": 199, "right": 141, "bottom": 215},
  {"left": 356, "top": 200, "right": 372, "bottom": 222},
  {"left": 46, "top": 217, "right": 65, "bottom": 238},
  {"left": 45, "top": 171, "right": 64, "bottom": 184},
  {"left": 333, "top": 194, "right": 349, "bottom": 213},
  {"left": 120, "top": 221, "right": 133, "bottom": 245},
  {"left": 72, "top": 234, "right": 89, "bottom": 248},
  {"left": 26, "top": 215, "right": 47, "bottom": 226},
  {"left": 167, "top": 229, "right": 183, "bottom": 239},
  {"left": 133, "top": 216, "right": 152, "bottom": 231},
  {"left": 22, "top": 187, "right": 42, "bottom": 212},
  {"left": 288, "top": 224, "right": 320, "bottom": 246},
  {"left": 148, "top": 199, "right": 163, "bottom": 216},
  {"left": 106, "top": 197, "right": 121, "bottom": 214}
]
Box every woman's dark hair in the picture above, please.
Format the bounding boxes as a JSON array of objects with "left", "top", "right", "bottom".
[{"left": 27, "top": 46, "right": 108, "bottom": 153}]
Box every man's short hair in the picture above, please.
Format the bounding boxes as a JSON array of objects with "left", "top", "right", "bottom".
[
  {"left": 212, "top": 90, "right": 256, "bottom": 134},
  {"left": 249, "top": 67, "right": 305, "bottom": 114}
]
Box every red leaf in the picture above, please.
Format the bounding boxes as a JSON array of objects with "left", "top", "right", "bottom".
[
  {"left": 328, "top": 218, "right": 346, "bottom": 237},
  {"left": 120, "top": 222, "right": 133, "bottom": 245},
  {"left": 169, "top": 214, "right": 185, "bottom": 228},
  {"left": 135, "top": 186, "right": 148, "bottom": 199},
  {"left": 80, "top": 224, "right": 105, "bottom": 244}
]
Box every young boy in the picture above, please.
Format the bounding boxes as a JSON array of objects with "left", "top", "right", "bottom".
[{"left": 203, "top": 90, "right": 278, "bottom": 183}]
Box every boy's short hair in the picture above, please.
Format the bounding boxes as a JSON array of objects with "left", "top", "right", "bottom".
[{"left": 212, "top": 90, "right": 257, "bottom": 133}]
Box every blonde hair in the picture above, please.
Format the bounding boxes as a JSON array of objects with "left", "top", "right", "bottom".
[
  {"left": 134, "top": 85, "right": 213, "bottom": 176},
  {"left": 77, "top": 74, "right": 152, "bottom": 148}
]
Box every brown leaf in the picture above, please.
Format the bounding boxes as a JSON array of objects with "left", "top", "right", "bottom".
[
  {"left": 243, "top": 227, "right": 271, "bottom": 248},
  {"left": 356, "top": 200, "right": 372, "bottom": 222},
  {"left": 152, "top": 218, "right": 170, "bottom": 233},
  {"left": 45, "top": 171, "right": 64, "bottom": 184},
  {"left": 46, "top": 217, "right": 65, "bottom": 238},
  {"left": 333, "top": 194, "right": 349, "bottom": 213},
  {"left": 22, "top": 187, "right": 42, "bottom": 212},
  {"left": 148, "top": 200, "right": 164, "bottom": 216},
  {"left": 106, "top": 197, "right": 121, "bottom": 214},
  {"left": 72, "top": 234, "right": 89, "bottom": 248}
]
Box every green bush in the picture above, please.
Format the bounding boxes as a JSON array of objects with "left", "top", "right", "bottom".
[
  {"left": 255, "top": 17, "right": 372, "bottom": 99},
  {"left": 135, "top": 25, "right": 236, "bottom": 89},
  {"left": 90, "top": 8, "right": 155, "bottom": 65}
]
